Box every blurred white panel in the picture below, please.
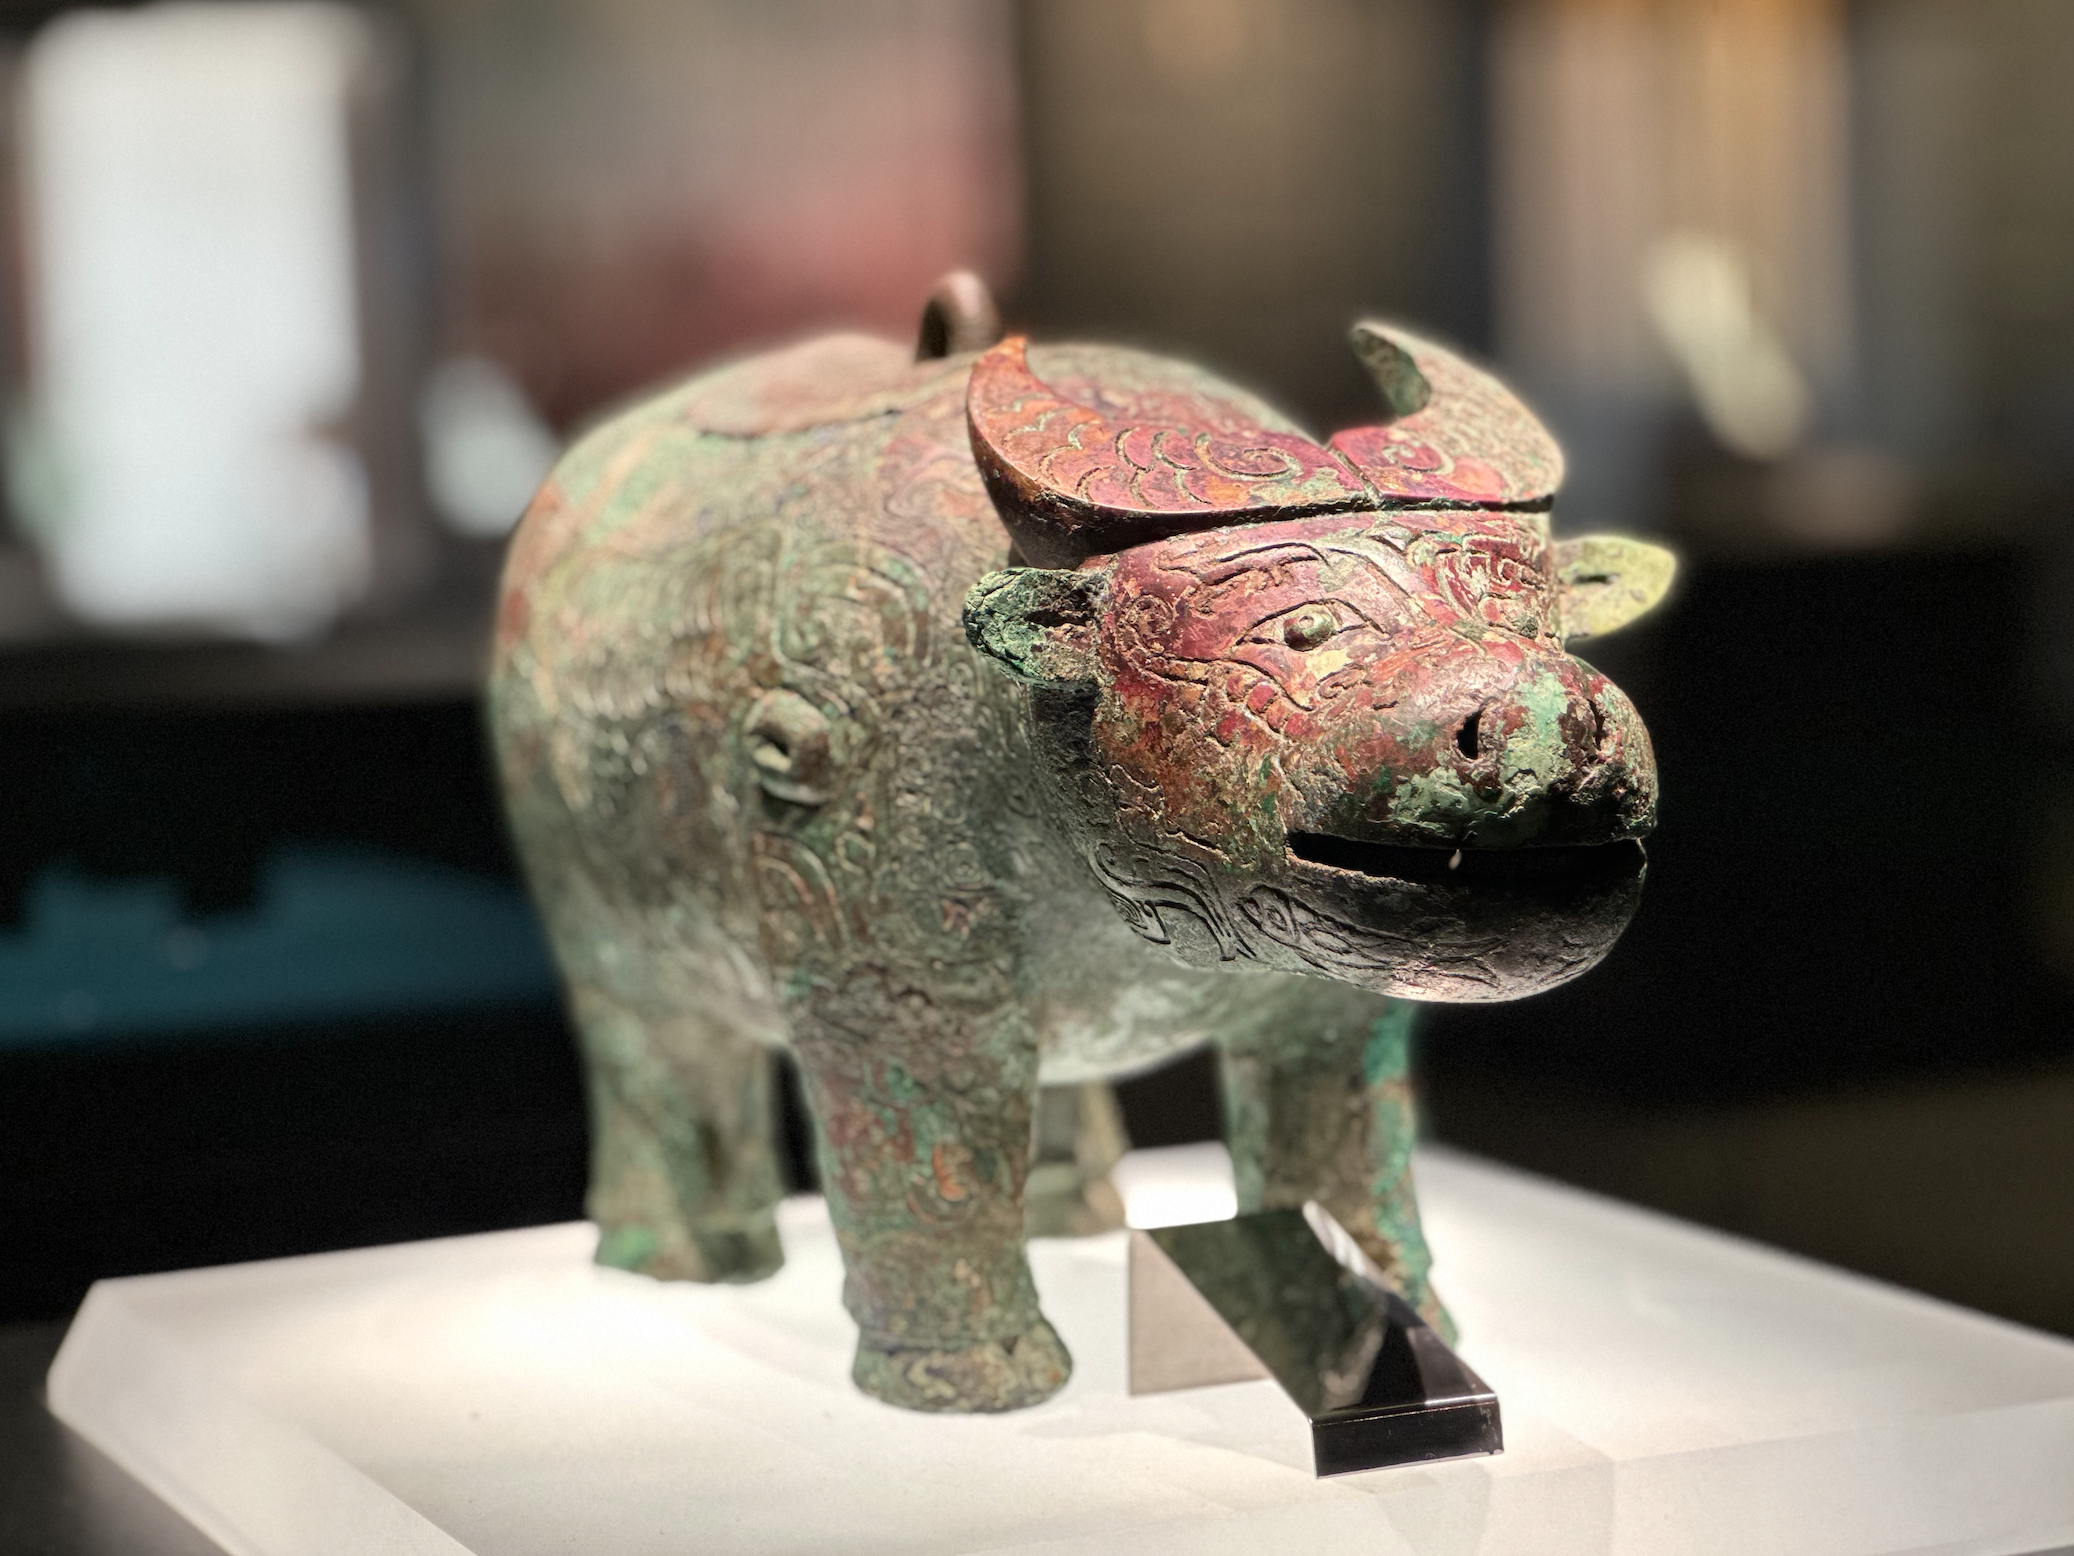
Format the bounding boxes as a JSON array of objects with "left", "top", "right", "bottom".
[
  {"left": 19, "top": 3, "right": 372, "bottom": 638},
  {"left": 419, "top": 356, "right": 559, "bottom": 539},
  {"left": 1642, "top": 230, "right": 1813, "bottom": 460},
  {"left": 1493, "top": 0, "right": 1851, "bottom": 521}
]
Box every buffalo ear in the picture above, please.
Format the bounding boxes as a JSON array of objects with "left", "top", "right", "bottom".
[
  {"left": 962, "top": 567, "right": 1107, "bottom": 685},
  {"left": 1554, "top": 537, "right": 1678, "bottom": 641}
]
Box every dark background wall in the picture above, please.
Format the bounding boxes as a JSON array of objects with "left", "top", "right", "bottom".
[
  {"left": 0, "top": 698, "right": 586, "bottom": 1320},
  {"left": 1015, "top": 0, "right": 1491, "bottom": 433}
]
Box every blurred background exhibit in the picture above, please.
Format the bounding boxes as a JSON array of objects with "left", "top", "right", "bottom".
[{"left": 2, "top": 0, "right": 2072, "bottom": 1341}]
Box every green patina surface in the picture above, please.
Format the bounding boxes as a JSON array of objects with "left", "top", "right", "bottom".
[{"left": 486, "top": 303, "right": 1668, "bottom": 1414}]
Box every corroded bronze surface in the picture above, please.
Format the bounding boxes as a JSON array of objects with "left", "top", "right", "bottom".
[{"left": 488, "top": 275, "right": 1672, "bottom": 1414}]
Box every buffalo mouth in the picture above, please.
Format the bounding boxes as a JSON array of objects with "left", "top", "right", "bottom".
[{"left": 1285, "top": 832, "right": 1647, "bottom": 890}]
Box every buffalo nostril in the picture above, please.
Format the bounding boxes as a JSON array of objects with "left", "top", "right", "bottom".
[
  {"left": 1587, "top": 696, "right": 1613, "bottom": 758},
  {"left": 1456, "top": 709, "right": 1480, "bottom": 759}
]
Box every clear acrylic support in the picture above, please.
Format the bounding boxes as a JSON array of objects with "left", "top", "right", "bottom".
[{"left": 48, "top": 1145, "right": 2074, "bottom": 1556}]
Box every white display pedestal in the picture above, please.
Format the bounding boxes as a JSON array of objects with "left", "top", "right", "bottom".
[{"left": 48, "top": 1145, "right": 2074, "bottom": 1556}]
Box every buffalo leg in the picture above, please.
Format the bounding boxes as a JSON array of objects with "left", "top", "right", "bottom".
[
  {"left": 1217, "top": 997, "right": 1450, "bottom": 1335},
  {"left": 573, "top": 983, "right": 787, "bottom": 1283},
  {"left": 790, "top": 992, "right": 1069, "bottom": 1412},
  {"left": 1025, "top": 1082, "right": 1130, "bottom": 1237}
]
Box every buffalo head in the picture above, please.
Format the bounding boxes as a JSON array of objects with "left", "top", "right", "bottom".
[{"left": 964, "top": 325, "right": 1673, "bottom": 1001}]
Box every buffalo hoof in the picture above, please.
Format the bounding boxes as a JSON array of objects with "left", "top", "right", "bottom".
[
  {"left": 594, "top": 1213, "right": 784, "bottom": 1285},
  {"left": 853, "top": 1318, "right": 1072, "bottom": 1412}
]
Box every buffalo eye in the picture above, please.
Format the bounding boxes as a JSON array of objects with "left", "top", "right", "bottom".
[{"left": 1282, "top": 605, "right": 1336, "bottom": 651}]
